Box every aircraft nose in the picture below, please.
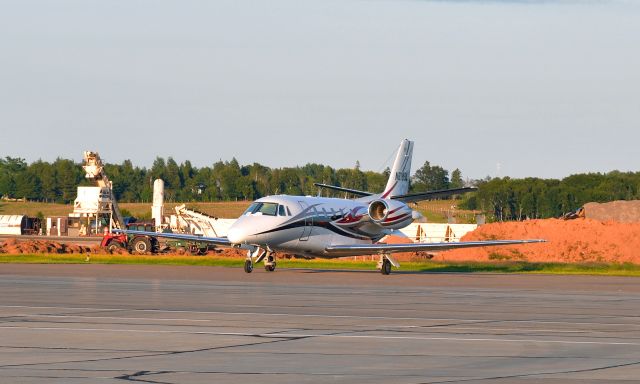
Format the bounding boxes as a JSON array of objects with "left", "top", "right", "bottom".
[{"left": 227, "top": 227, "right": 246, "bottom": 244}]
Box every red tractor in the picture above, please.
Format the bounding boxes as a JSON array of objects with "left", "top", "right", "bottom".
[{"left": 101, "top": 222, "right": 159, "bottom": 254}]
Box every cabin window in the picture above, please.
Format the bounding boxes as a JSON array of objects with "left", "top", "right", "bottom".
[
  {"left": 286, "top": 206, "right": 292, "bottom": 216},
  {"left": 278, "top": 205, "right": 286, "bottom": 216}
]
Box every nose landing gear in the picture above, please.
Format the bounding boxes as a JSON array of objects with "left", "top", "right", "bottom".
[{"left": 244, "top": 248, "right": 276, "bottom": 273}]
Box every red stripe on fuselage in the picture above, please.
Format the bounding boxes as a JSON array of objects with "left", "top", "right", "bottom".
[{"left": 383, "top": 212, "right": 410, "bottom": 223}]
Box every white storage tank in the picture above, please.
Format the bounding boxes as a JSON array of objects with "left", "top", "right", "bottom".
[
  {"left": 0, "top": 215, "right": 28, "bottom": 235},
  {"left": 152, "top": 179, "right": 165, "bottom": 228}
]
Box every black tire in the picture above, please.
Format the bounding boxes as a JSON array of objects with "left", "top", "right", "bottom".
[
  {"left": 265, "top": 263, "right": 276, "bottom": 272},
  {"left": 132, "top": 237, "right": 152, "bottom": 254},
  {"left": 244, "top": 259, "right": 253, "bottom": 273},
  {"left": 381, "top": 259, "right": 392, "bottom": 275},
  {"left": 106, "top": 242, "right": 123, "bottom": 253}
]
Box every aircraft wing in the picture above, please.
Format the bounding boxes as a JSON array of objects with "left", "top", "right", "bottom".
[
  {"left": 324, "top": 239, "right": 545, "bottom": 257},
  {"left": 114, "top": 229, "right": 232, "bottom": 247},
  {"left": 391, "top": 187, "right": 477, "bottom": 203},
  {"left": 314, "top": 183, "right": 373, "bottom": 197}
]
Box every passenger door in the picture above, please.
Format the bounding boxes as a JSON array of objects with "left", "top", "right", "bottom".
[{"left": 298, "top": 201, "right": 313, "bottom": 241}]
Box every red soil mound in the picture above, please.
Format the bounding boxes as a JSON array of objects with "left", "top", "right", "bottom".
[
  {"left": 437, "top": 219, "right": 640, "bottom": 264},
  {"left": 0, "top": 238, "right": 95, "bottom": 255}
]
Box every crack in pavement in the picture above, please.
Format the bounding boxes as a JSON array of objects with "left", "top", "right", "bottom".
[{"left": 0, "top": 334, "right": 309, "bottom": 370}]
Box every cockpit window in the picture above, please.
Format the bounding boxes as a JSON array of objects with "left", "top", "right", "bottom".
[
  {"left": 243, "top": 202, "right": 260, "bottom": 216},
  {"left": 278, "top": 205, "right": 286, "bottom": 216},
  {"left": 244, "top": 202, "right": 278, "bottom": 216},
  {"left": 286, "top": 206, "right": 292, "bottom": 216}
]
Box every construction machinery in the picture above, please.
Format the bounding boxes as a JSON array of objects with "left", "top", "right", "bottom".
[
  {"left": 67, "top": 151, "right": 125, "bottom": 236},
  {"left": 80, "top": 151, "right": 125, "bottom": 230},
  {"left": 172, "top": 204, "right": 230, "bottom": 237}
]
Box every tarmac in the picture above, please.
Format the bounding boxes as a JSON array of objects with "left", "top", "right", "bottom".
[{"left": 0, "top": 264, "right": 639, "bottom": 383}]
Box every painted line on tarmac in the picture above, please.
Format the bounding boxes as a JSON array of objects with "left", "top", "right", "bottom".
[
  {"left": 1, "top": 304, "right": 639, "bottom": 328},
  {"left": 0, "top": 325, "right": 639, "bottom": 347}
]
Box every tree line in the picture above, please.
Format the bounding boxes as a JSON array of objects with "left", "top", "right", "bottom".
[
  {"left": 0, "top": 156, "right": 459, "bottom": 204},
  {"left": 1, "top": 156, "right": 639, "bottom": 221},
  {"left": 464, "top": 172, "right": 640, "bottom": 221}
]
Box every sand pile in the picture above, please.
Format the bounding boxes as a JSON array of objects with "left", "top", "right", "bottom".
[
  {"left": 437, "top": 218, "right": 640, "bottom": 264},
  {"left": 211, "top": 248, "right": 246, "bottom": 258},
  {"left": 0, "top": 238, "right": 96, "bottom": 254}
]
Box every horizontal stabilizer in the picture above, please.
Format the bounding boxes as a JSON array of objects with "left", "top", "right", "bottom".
[
  {"left": 392, "top": 187, "right": 477, "bottom": 203},
  {"left": 314, "top": 183, "right": 373, "bottom": 197}
]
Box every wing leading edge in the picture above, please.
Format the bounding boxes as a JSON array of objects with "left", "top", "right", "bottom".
[
  {"left": 324, "top": 239, "right": 546, "bottom": 257},
  {"left": 113, "top": 229, "right": 232, "bottom": 247},
  {"left": 314, "top": 183, "right": 373, "bottom": 197},
  {"left": 391, "top": 187, "right": 478, "bottom": 203},
  {"left": 314, "top": 183, "right": 477, "bottom": 203}
]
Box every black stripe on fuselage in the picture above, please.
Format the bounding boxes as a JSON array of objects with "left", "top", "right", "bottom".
[{"left": 256, "top": 217, "right": 372, "bottom": 241}]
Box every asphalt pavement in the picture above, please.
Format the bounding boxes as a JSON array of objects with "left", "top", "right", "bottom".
[{"left": 0, "top": 264, "right": 638, "bottom": 383}]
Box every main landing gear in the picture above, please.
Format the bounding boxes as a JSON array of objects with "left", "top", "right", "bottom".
[
  {"left": 264, "top": 253, "right": 276, "bottom": 272},
  {"left": 244, "top": 259, "right": 253, "bottom": 273},
  {"left": 244, "top": 248, "right": 276, "bottom": 273},
  {"left": 377, "top": 255, "right": 393, "bottom": 275}
]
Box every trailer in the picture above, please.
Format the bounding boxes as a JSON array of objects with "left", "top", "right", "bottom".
[{"left": 0, "top": 215, "right": 41, "bottom": 235}]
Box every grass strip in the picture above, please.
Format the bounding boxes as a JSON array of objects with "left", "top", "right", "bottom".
[{"left": 1, "top": 254, "right": 640, "bottom": 276}]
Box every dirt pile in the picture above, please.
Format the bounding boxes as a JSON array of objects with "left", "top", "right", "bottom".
[
  {"left": 212, "top": 248, "right": 246, "bottom": 258},
  {"left": 437, "top": 218, "right": 640, "bottom": 264},
  {"left": 0, "top": 238, "right": 96, "bottom": 254},
  {"left": 0, "top": 238, "right": 251, "bottom": 258},
  {"left": 583, "top": 200, "right": 640, "bottom": 223}
]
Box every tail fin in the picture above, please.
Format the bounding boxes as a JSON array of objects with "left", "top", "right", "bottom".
[{"left": 381, "top": 139, "right": 413, "bottom": 198}]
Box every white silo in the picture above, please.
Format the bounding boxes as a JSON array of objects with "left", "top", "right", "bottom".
[{"left": 152, "top": 179, "right": 165, "bottom": 228}]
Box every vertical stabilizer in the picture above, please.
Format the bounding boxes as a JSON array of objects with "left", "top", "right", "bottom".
[{"left": 381, "top": 139, "right": 413, "bottom": 198}]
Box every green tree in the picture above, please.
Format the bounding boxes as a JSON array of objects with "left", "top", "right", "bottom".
[
  {"left": 0, "top": 157, "right": 28, "bottom": 198},
  {"left": 450, "top": 168, "right": 463, "bottom": 189},
  {"left": 29, "top": 160, "right": 57, "bottom": 202},
  {"left": 53, "top": 158, "right": 81, "bottom": 203},
  {"left": 412, "top": 161, "right": 450, "bottom": 191}
]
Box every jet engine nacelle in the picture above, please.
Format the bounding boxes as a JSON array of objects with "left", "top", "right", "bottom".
[{"left": 367, "top": 199, "right": 414, "bottom": 230}]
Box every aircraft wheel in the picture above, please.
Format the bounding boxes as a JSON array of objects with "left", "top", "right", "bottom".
[
  {"left": 244, "top": 259, "right": 253, "bottom": 273},
  {"left": 265, "top": 263, "right": 276, "bottom": 272},
  {"left": 381, "top": 258, "right": 392, "bottom": 275}
]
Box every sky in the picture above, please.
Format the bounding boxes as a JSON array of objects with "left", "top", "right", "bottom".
[{"left": 0, "top": 0, "right": 638, "bottom": 180}]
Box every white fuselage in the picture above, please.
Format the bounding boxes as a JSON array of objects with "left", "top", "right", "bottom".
[{"left": 226, "top": 194, "right": 413, "bottom": 258}]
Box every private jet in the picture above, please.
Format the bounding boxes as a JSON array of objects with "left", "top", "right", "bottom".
[{"left": 119, "top": 140, "right": 544, "bottom": 274}]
